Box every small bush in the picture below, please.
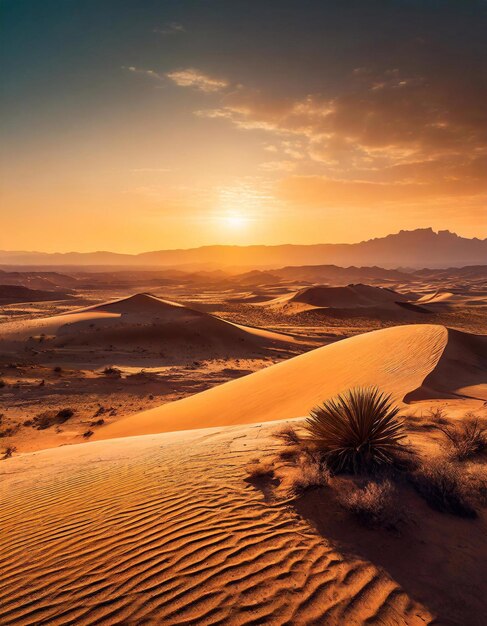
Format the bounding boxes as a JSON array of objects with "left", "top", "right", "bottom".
[
  {"left": 245, "top": 458, "right": 275, "bottom": 479},
  {"left": 286, "top": 451, "right": 330, "bottom": 496},
  {"left": 435, "top": 416, "right": 487, "bottom": 461},
  {"left": 274, "top": 425, "right": 302, "bottom": 446},
  {"left": 82, "top": 430, "right": 94, "bottom": 439},
  {"left": 304, "top": 386, "right": 407, "bottom": 474},
  {"left": 2, "top": 445, "right": 16, "bottom": 459},
  {"left": 33, "top": 408, "right": 74, "bottom": 430},
  {"left": 338, "top": 479, "right": 405, "bottom": 530},
  {"left": 427, "top": 406, "right": 448, "bottom": 424},
  {"left": 0, "top": 379, "right": 6, "bottom": 389},
  {"left": 103, "top": 366, "right": 121, "bottom": 378},
  {"left": 411, "top": 458, "right": 477, "bottom": 518},
  {"left": 53, "top": 366, "right": 62, "bottom": 373}
]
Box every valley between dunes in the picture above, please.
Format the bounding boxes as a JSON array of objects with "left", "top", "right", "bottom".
[{"left": 1, "top": 317, "right": 487, "bottom": 625}]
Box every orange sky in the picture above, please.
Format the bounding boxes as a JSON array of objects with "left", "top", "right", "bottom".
[{"left": 1, "top": 1, "right": 486, "bottom": 252}]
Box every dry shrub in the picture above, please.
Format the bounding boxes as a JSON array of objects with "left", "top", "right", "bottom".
[
  {"left": 33, "top": 408, "right": 74, "bottom": 430},
  {"left": 465, "top": 465, "right": 487, "bottom": 507},
  {"left": 274, "top": 425, "right": 302, "bottom": 446},
  {"left": 305, "top": 386, "right": 407, "bottom": 474},
  {"left": 411, "top": 458, "right": 477, "bottom": 518},
  {"left": 427, "top": 405, "right": 449, "bottom": 424},
  {"left": 287, "top": 451, "right": 330, "bottom": 496},
  {"left": 103, "top": 366, "right": 121, "bottom": 378},
  {"left": 3, "top": 445, "right": 16, "bottom": 459},
  {"left": 338, "top": 479, "right": 405, "bottom": 530},
  {"left": 245, "top": 458, "right": 275, "bottom": 479},
  {"left": 435, "top": 415, "right": 487, "bottom": 461}
]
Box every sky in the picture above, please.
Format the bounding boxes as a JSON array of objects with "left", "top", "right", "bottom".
[{"left": 1, "top": 0, "right": 486, "bottom": 252}]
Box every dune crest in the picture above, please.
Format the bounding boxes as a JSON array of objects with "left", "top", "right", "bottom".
[
  {"left": 0, "top": 293, "right": 294, "bottom": 355},
  {"left": 98, "top": 324, "right": 486, "bottom": 441}
]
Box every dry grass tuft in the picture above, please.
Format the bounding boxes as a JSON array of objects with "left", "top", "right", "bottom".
[
  {"left": 427, "top": 405, "right": 449, "bottom": 424},
  {"left": 411, "top": 458, "right": 478, "bottom": 518},
  {"left": 305, "top": 386, "right": 407, "bottom": 474},
  {"left": 274, "top": 425, "right": 302, "bottom": 446},
  {"left": 245, "top": 459, "right": 275, "bottom": 480},
  {"left": 286, "top": 451, "right": 330, "bottom": 496},
  {"left": 435, "top": 415, "right": 487, "bottom": 461},
  {"left": 338, "top": 479, "right": 406, "bottom": 530}
]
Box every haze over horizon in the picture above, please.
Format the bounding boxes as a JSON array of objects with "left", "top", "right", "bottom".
[{"left": 2, "top": 0, "right": 486, "bottom": 253}]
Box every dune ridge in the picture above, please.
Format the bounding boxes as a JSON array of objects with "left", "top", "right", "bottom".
[
  {"left": 96, "top": 323, "right": 487, "bottom": 441},
  {"left": 0, "top": 293, "right": 294, "bottom": 354}
]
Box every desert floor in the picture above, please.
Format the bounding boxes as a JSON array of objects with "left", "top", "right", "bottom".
[{"left": 0, "top": 269, "right": 486, "bottom": 625}]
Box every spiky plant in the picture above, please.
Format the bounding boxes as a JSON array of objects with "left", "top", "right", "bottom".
[{"left": 304, "top": 386, "right": 407, "bottom": 474}]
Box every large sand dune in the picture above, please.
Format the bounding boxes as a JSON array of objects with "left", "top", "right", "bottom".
[
  {"left": 98, "top": 324, "right": 487, "bottom": 440},
  {"left": 287, "top": 284, "right": 410, "bottom": 308},
  {"left": 0, "top": 293, "right": 295, "bottom": 357}
]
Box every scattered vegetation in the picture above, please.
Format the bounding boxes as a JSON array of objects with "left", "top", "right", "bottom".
[
  {"left": 83, "top": 430, "right": 94, "bottom": 439},
  {"left": 304, "top": 387, "right": 407, "bottom": 473},
  {"left": 338, "top": 479, "right": 406, "bottom": 530},
  {"left": 435, "top": 415, "right": 487, "bottom": 461},
  {"left": 33, "top": 408, "right": 74, "bottom": 430},
  {"left": 0, "top": 426, "right": 17, "bottom": 438},
  {"left": 0, "top": 379, "right": 6, "bottom": 388},
  {"left": 53, "top": 366, "right": 62, "bottom": 373},
  {"left": 411, "top": 458, "right": 478, "bottom": 518}
]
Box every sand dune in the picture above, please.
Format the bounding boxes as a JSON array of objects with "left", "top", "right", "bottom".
[
  {"left": 262, "top": 284, "right": 419, "bottom": 316},
  {"left": 0, "top": 424, "right": 439, "bottom": 625},
  {"left": 0, "top": 293, "right": 295, "bottom": 356},
  {"left": 98, "top": 324, "right": 487, "bottom": 441}
]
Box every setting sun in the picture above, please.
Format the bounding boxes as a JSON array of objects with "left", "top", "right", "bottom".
[{"left": 222, "top": 211, "right": 249, "bottom": 230}]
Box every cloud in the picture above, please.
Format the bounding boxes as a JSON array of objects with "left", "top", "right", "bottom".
[
  {"left": 190, "top": 67, "right": 486, "bottom": 204},
  {"left": 166, "top": 69, "right": 229, "bottom": 93},
  {"left": 153, "top": 22, "right": 185, "bottom": 35},
  {"left": 122, "top": 65, "right": 164, "bottom": 81},
  {"left": 259, "top": 160, "right": 296, "bottom": 172}
]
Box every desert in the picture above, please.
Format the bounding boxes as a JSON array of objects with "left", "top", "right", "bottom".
[{"left": 2, "top": 2, "right": 487, "bottom": 624}]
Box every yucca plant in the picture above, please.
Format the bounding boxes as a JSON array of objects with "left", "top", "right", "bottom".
[{"left": 304, "top": 386, "right": 407, "bottom": 474}]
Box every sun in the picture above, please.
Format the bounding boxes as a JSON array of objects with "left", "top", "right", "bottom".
[
  {"left": 222, "top": 211, "right": 249, "bottom": 230},
  {"left": 222, "top": 212, "right": 248, "bottom": 230}
]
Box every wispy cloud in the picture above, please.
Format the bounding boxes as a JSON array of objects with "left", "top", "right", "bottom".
[
  {"left": 122, "top": 65, "right": 164, "bottom": 81},
  {"left": 166, "top": 68, "right": 229, "bottom": 93},
  {"left": 153, "top": 22, "right": 185, "bottom": 35}
]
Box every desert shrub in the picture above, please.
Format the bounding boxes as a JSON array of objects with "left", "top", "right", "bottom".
[
  {"left": 0, "top": 379, "right": 6, "bottom": 388},
  {"left": 304, "top": 387, "right": 407, "bottom": 474},
  {"left": 287, "top": 451, "right": 330, "bottom": 496},
  {"left": 53, "top": 366, "right": 62, "bottom": 373},
  {"left": 90, "top": 418, "right": 105, "bottom": 427},
  {"left": 245, "top": 458, "right": 275, "bottom": 479},
  {"left": 33, "top": 408, "right": 74, "bottom": 430},
  {"left": 103, "top": 366, "right": 121, "bottom": 378},
  {"left": 82, "top": 430, "right": 94, "bottom": 438},
  {"left": 338, "top": 479, "right": 405, "bottom": 530},
  {"left": 465, "top": 466, "right": 487, "bottom": 507},
  {"left": 274, "top": 425, "right": 302, "bottom": 446},
  {"left": 411, "top": 458, "right": 477, "bottom": 518},
  {"left": 435, "top": 416, "right": 487, "bottom": 461},
  {"left": 427, "top": 405, "right": 448, "bottom": 424},
  {"left": 2, "top": 445, "right": 16, "bottom": 459}
]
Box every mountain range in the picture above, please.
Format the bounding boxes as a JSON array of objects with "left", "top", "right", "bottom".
[{"left": 0, "top": 228, "right": 485, "bottom": 270}]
